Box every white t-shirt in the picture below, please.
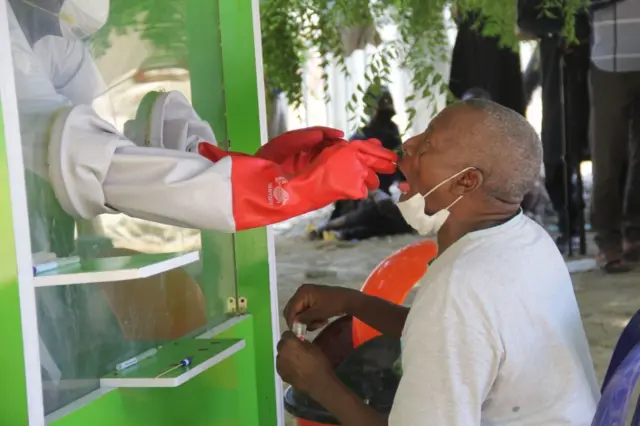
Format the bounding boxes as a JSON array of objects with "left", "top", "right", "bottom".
[{"left": 389, "top": 213, "right": 600, "bottom": 426}]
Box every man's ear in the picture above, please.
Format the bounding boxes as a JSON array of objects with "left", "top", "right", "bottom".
[{"left": 452, "top": 168, "right": 483, "bottom": 195}]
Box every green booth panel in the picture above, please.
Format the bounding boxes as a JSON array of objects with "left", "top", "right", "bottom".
[{"left": 0, "top": 0, "right": 280, "bottom": 424}]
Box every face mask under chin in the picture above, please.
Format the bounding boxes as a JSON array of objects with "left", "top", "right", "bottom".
[
  {"left": 397, "top": 193, "right": 454, "bottom": 236},
  {"left": 396, "top": 167, "right": 475, "bottom": 236}
]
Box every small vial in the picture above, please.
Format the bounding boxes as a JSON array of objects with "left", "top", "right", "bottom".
[{"left": 292, "top": 322, "right": 307, "bottom": 340}]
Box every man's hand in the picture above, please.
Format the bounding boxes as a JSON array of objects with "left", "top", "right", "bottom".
[
  {"left": 283, "top": 284, "right": 358, "bottom": 331},
  {"left": 278, "top": 331, "right": 388, "bottom": 426},
  {"left": 276, "top": 331, "right": 335, "bottom": 395}
]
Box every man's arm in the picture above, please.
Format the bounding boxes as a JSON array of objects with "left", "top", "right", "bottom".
[
  {"left": 311, "top": 374, "right": 387, "bottom": 426},
  {"left": 345, "top": 290, "right": 409, "bottom": 338}
]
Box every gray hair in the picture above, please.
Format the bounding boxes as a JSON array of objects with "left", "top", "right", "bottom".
[{"left": 456, "top": 99, "right": 542, "bottom": 202}]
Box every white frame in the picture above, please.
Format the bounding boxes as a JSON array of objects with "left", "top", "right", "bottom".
[
  {"left": 0, "top": 1, "right": 45, "bottom": 424},
  {"left": 34, "top": 251, "right": 200, "bottom": 286},
  {"left": 251, "top": 0, "right": 285, "bottom": 423}
]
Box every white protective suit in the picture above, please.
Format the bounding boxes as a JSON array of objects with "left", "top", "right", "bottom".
[{"left": 10, "top": 0, "right": 243, "bottom": 237}]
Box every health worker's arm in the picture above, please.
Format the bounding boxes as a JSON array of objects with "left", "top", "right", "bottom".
[
  {"left": 47, "top": 105, "right": 239, "bottom": 232},
  {"left": 47, "top": 105, "right": 395, "bottom": 232}
]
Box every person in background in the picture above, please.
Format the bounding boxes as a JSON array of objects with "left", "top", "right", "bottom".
[
  {"left": 351, "top": 85, "right": 404, "bottom": 194},
  {"left": 277, "top": 99, "right": 598, "bottom": 426},
  {"left": 540, "top": 18, "right": 590, "bottom": 255},
  {"left": 449, "top": 9, "right": 526, "bottom": 116},
  {"left": 518, "top": 0, "right": 591, "bottom": 254},
  {"left": 308, "top": 187, "right": 413, "bottom": 241},
  {"left": 328, "top": 85, "right": 404, "bottom": 222},
  {"left": 589, "top": 0, "right": 640, "bottom": 272},
  {"left": 308, "top": 87, "right": 413, "bottom": 241}
]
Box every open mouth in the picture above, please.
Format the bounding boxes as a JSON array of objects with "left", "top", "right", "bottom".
[{"left": 397, "top": 181, "right": 411, "bottom": 194}]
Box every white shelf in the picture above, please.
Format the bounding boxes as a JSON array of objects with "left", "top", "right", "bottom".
[
  {"left": 100, "top": 338, "right": 245, "bottom": 388},
  {"left": 34, "top": 251, "right": 200, "bottom": 287}
]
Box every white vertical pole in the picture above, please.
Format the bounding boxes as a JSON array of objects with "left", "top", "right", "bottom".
[
  {"left": 0, "top": 2, "right": 44, "bottom": 424},
  {"left": 249, "top": 0, "right": 284, "bottom": 424}
]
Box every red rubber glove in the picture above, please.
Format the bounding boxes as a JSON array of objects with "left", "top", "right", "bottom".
[
  {"left": 255, "top": 126, "right": 344, "bottom": 163},
  {"left": 197, "top": 143, "right": 248, "bottom": 162},
  {"left": 228, "top": 139, "right": 397, "bottom": 231},
  {"left": 198, "top": 126, "right": 345, "bottom": 176}
]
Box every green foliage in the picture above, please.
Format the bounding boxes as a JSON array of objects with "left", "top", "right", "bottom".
[
  {"left": 91, "top": 0, "right": 187, "bottom": 59},
  {"left": 92, "top": 0, "right": 584, "bottom": 131}
]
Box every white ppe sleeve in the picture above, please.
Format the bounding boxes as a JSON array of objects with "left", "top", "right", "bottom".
[
  {"left": 123, "top": 90, "right": 216, "bottom": 152},
  {"left": 32, "top": 35, "right": 106, "bottom": 106},
  {"left": 48, "top": 105, "right": 237, "bottom": 232}
]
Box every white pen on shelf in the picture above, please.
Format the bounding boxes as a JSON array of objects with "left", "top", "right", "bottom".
[
  {"left": 116, "top": 348, "right": 158, "bottom": 371},
  {"left": 33, "top": 256, "right": 81, "bottom": 275}
]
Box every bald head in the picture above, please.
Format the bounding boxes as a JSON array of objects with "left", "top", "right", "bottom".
[{"left": 445, "top": 99, "right": 542, "bottom": 203}]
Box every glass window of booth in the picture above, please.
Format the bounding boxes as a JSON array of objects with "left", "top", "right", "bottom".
[{"left": 6, "top": 0, "right": 237, "bottom": 414}]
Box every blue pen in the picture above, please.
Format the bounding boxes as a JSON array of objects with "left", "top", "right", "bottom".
[
  {"left": 33, "top": 256, "right": 80, "bottom": 275},
  {"left": 155, "top": 357, "right": 193, "bottom": 378}
]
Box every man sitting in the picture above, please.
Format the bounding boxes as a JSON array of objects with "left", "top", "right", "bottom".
[{"left": 276, "top": 99, "right": 599, "bottom": 426}]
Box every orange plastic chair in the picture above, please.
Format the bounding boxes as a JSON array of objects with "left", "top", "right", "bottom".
[{"left": 352, "top": 238, "right": 438, "bottom": 348}]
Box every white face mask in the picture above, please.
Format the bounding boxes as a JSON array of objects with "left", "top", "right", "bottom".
[
  {"left": 397, "top": 167, "right": 475, "bottom": 236},
  {"left": 23, "top": 0, "right": 110, "bottom": 41},
  {"left": 59, "top": 0, "right": 109, "bottom": 40}
]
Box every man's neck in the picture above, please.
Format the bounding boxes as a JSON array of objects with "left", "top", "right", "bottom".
[{"left": 437, "top": 208, "right": 520, "bottom": 253}]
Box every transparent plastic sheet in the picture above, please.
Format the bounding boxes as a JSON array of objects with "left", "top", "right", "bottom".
[{"left": 6, "top": 0, "right": 225, "bottom": 413}]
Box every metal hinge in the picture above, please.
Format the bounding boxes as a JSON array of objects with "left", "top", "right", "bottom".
[{"left": 226, "top": 296, "right": 248, "bottom": 314}]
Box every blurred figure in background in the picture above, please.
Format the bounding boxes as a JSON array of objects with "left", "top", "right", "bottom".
[
  {"left": 308, "top": 186, "right": 413, "bottom": 241},
  {"left": 329, "top": 85, "right": 404, "bottom": 221},
  {"left": 518, "top": 0, "right": 591, "bottom": 255},
  {"left": 351, "top": 85, "right": 404, "bottom": 194},
  {"left": 449, "top": 9, "right": 526, "bottom": 116},
  {"left": 540, "top": 20, "right": 591, "bottom": 255},
  {"left": 589, "top": 0, "right": 640, "bottom": 272},
  {"left": 315, "top": 85, "right": 411, "bottom": 240}
]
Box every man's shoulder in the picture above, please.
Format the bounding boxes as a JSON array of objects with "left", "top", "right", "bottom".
[{"left": 427, "top": 216, "right": 563, "bottom": 292}]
